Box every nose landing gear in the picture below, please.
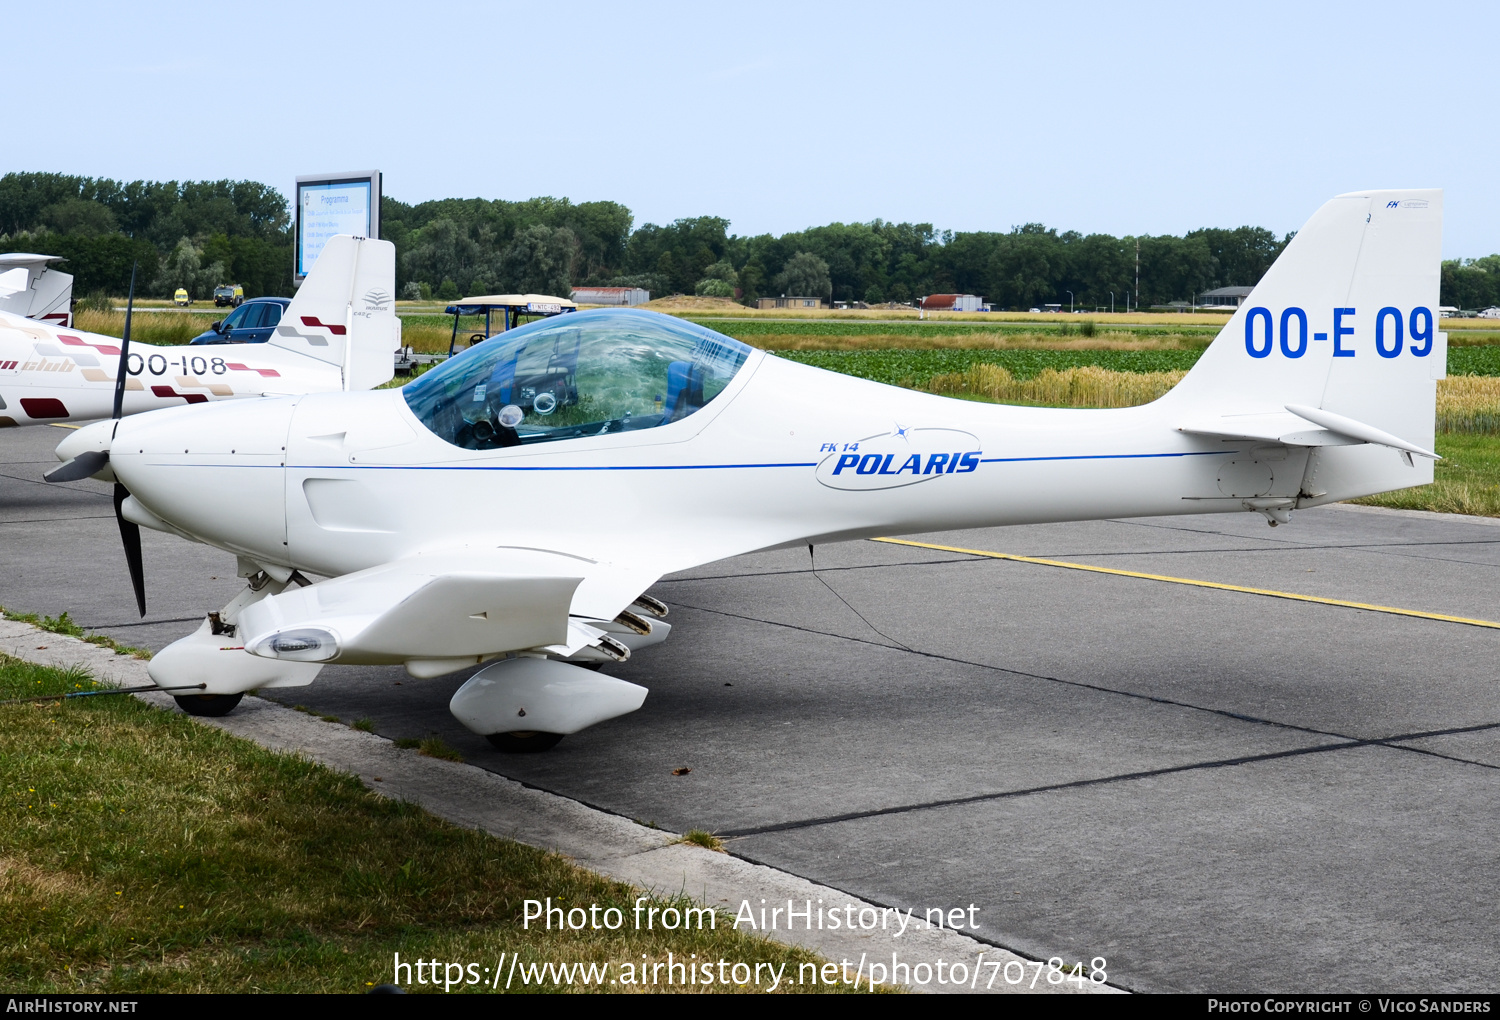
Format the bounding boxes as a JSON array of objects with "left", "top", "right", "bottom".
[
  {"left": 485, "top": 731, "right": 565, "bottom": 753},
  {"left": 173, "top": 692, "right": 244, "bottom": 717}
]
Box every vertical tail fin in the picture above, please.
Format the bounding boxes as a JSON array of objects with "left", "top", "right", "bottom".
[
  {"left": 1165, "top": 189, "right": 1443, "bottom": 500},
  {"left": 271, "top": 235, "right": 398, "bottom": 390}
]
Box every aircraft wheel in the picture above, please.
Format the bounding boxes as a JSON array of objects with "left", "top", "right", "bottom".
[
  {"left": 486, "top": 731, "right": 564, "bottom": 753},
  {"left": 174, "top": 692, "right": 244, "bottom": 717}
]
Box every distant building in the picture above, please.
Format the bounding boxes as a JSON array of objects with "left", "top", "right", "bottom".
[
  {"left": 920, "top": 293, "right": 985, "bottom": 312},
  {"left": 1199, "top": 285, "right": 1255, "bottom": 307},
  {"left": 757, "top": 296, "right": 823, "bottom": 310},
  {"left": 571, "top": 286, "right": 649, "bottom": 306}
]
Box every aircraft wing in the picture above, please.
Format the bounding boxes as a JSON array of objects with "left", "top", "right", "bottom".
[{"left": 235, "top": 546, "right": 661, "bottom": 667}]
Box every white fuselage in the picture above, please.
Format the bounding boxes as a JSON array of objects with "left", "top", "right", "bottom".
[
  {"left": 0, "top": 311, "right": 345, "bottom": 427},
  {"left": 104, "top": 349, "right": 1425, "bottom": 582}
]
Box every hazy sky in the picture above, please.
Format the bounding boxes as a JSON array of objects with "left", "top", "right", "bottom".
[{"left": 12, "top": 1, "right": 1497, "bottom": 256}]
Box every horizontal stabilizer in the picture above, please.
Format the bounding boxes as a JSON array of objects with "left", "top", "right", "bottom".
[
  {"left": 1178, "top": 410, "right": 1362, "bottom": 447},
  {"left": 0, "top": 251, "right": 72, "bottom": 324},
  {"left": 1179, "top": 406, "right": 1439, "bottom": 460},
  {"left": 1284, "top": 404, "right": 1439, "bottom": 460}
]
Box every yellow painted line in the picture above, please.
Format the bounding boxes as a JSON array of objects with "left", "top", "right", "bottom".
[
  {"left": 872, "top": 536, "right": 1500, "bottom": 631},
  {"left": 48, "top": 423, "right": 80, "bottom": 430}
]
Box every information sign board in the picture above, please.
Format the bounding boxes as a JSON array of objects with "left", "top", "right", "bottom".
[{"left": 294, "top": 171, "right": 381, "bottom": 283}]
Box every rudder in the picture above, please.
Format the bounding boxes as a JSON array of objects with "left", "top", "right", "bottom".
[
  {"left": 270, "top": 235, "right": 399, "bottom": 390},
  {"left": 1164, "top": 189, "right": 1443, "bottom": 502}
]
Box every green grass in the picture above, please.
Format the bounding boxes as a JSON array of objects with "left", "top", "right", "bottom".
[
  {"left": 1351, "top": 433, "right": 1500, "bottom": 516},
  {"left": 675, "top": 831, "right": 726, "bottom": 853},
  {"left": 417, "top": 737, "right": 464, "bottom": 762},
  {"left": 0, "top": 656, "right": 852, "bottom": 993}
]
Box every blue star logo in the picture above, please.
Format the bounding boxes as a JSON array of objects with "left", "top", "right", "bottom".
[{"left": 893, "top": 423, "right": 910, "bottom": 440}]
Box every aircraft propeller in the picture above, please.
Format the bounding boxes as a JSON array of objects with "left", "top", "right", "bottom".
[{"left": 41, "top": 262, "right": 147, "bottom": 616}]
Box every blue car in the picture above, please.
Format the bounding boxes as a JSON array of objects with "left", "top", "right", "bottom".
[{"left": 189, "top": 297, "right": 290, "bottom": 345}]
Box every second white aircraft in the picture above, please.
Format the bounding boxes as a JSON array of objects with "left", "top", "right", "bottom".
[{"left": 1, "top": 236, "right": 399, "bottom": 428}]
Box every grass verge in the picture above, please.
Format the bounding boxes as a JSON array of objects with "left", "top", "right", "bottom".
[
  {"left": 0, "top": 608, "right": 150, "bottom": 660},
  {"left": 1351, "top": 433, "right": 1500, "bottom": 516},
  {"left": 0, "top": 655, "right": 853, "bottom": 993}
]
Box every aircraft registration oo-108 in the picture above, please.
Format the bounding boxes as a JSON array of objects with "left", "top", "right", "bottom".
[
  {"left": 49, "top": 190, "right": 1445, "bottom": 751},
  {"left": 0, "top": 235, "right": 399, "bottom": 428}
]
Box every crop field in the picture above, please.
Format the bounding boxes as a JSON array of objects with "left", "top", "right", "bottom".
[
  {"left": 776, "top": 349, "right": 1208, "bottom": 388},
  {"left": 927, "top": 363, "right": 1189, "bottom": 408},
  {"left": 1444, "top": 346, "right": 1500, "bottom": 374},
  {"left": 643, "top": 296, "right": 1248, "bottom": 326},
  {"left": 686, "top": 318, "right": 1220, "bottom": 343},
  {"left": 0, "top": 656, "right": 848, "bottom": 994},
  {"left": 70, "top": 309, "right": 218, "bottom": 347}
]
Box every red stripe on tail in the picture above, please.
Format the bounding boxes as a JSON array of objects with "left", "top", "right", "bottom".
[{"left": 300, "top": 316, "right": 347, "bottom": 335}]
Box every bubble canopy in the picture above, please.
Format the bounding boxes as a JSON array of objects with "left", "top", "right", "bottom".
[{"left": 402, "top": 309, "right": 754, "bottom": 450}]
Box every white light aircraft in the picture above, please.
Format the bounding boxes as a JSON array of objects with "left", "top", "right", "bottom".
[
  {"left": 50, "top": 190, "right": 1444, "bottom": 750},
  {"left": 1, "top": 236, "right": 399, "bottom": 429}
]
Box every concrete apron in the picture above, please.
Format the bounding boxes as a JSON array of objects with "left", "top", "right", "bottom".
[{"left": 0, "top": 616, "right": 1116, "bottom": 995}]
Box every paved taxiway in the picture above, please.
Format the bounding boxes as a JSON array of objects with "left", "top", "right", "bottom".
[{"left": 5, "top": 422, "right": 1499, "bottom": 993}]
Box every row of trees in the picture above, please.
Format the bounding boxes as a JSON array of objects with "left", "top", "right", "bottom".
[
  {"left": 385, "top": 200, "right": 1298, "bottom": 309},
  {"left": 382, "top": 195, "right": 634, "bottom": 300},
  {"left": 0, "top": 173, "right": 293, "bottom": 297},
  {"left": 3, "top": 173, "right": 1496, "bottom": 309},
  {"left": 1442, "top": 256, "right": 1500, "bottom": 311}
]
